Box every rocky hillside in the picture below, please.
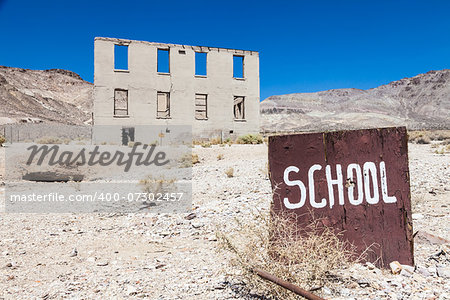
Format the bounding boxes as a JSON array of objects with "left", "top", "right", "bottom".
[
  {"left": 261, "top": 70, "right": 450, "bottom": 132},
  {"left": 0, "top": 66, "right": 92, "bottom": 125},
  {"left": 1, "top": 66, "right": 449, "bottom": 131}
]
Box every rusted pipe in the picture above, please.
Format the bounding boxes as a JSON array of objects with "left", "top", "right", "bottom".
[{"left": 253, "top": 268, "right": 325, "bottom": 300}]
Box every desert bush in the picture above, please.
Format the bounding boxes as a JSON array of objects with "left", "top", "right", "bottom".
[
  {"left": 36, "top": 136, "right": 63, "bottom": 144},
  {"left": 217, "top": 153, "right": 224, "bottom": 160},
  {"left": 225, "top": 167, "right": 234, "bottom": 178},
  {"left": 193, "top": 137, "right": 235, "bottom": 147},
  {"left": 433, "top": 144, "right": 450, "bottom": 154},
  {"left": 236, "top": 134, "right": 263, "bottom": 144},
  {"left": 210, "top": 137, "right": 222, "bottom": 145},
  {"left": 416, "top": 136, "right": 431, "bottom": 144},
  {"left": 217, "top": 210, "right": 357, "bottom": 299},
  {"left": 191, "top": 153, "right": 200, "bottom": 165},
  {"left": 435, "top": 148, "right": 445, "bottom": 155},
  {"left": 179, "top": 153, "right": 199, "bottom": 167},
  {"left": 139, "top": 175, "right": 175, "bottom": 195},
  {"left": 0, "top": 135, "right": 5, "bottom": 146},
  {"left": 408, "top": 130, "right": 450, "bottom": 144}
]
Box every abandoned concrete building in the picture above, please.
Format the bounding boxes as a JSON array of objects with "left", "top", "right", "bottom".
[{"left": 93, "top": 37, "right": 260, "bottom": 140}]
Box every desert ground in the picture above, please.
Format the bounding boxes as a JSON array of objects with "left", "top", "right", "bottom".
[{"left": 0, "top": 141, "right": 449, "bottom": 299}]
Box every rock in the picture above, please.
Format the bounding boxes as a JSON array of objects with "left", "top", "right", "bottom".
[
  {"left": 340, "top": 288, "right": 352, "bottom": 296},
  {"left": 366, "top": 262, "right": 375, "bottom": 270},
  {"left": 427, "top": 266, "right": 437, "bottom": 275},
  {"left": 5, "top": 262, "right": 12, "bottom": 268},
  {"left": 416, "top": 266, "right": 432, "bottom": 277},
  {"left": 357, "top": 279, "right": 370, "bottom": 288},
  {"left": 322, "top": 287, "right": 332, "bottom": 295},
  {"left": 69, "top": 248, "right": 78, "bottom": 257},
  {"left": 401, "top": 265, "right": 416, "bottom": 274},
  {"left": 96, "top": 261, "right": 109, "bottom": 266},
  {"left": 436, "top": 266, "right": 450, "bottom": 279},
  {"left": 415, "top": 231, "right": 450, "bottom": 245},
  {"left": 412, "top": 213, "right": 424, "bottom": 220},
  {"left": 191, "top": 221, "right": 204, "bottom": 229},
  {"left": 185, "top": 213, "right": 196, "bottom": 220},
  {"left": 400, "top": 269, "right": 413, "bottom": 277},
  {"left": 126, "top": 285, "right": 138, "bottom": 295},
  {"left": 22, "top": 171, "right": 84, "bottom": 182},
  {"left": 390, "top": 261, "right": 402, "bottom": 274},
  {"left": 41, "top": 293, "right": 49, "bottom": 299},
  {"left": 214, "top": 282, "right": 226, "bottom": 290},
  {"left": 208, "top": 235, "right": 217, "bottom": 242}
]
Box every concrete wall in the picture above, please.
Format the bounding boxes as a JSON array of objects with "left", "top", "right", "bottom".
[{"left": 94, "top": 37, "right": 260, "bottom": 139}]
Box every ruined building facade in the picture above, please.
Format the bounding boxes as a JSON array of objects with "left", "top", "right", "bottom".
[{"left": 93, "top": 37, "right": 260, "bottom": 139}]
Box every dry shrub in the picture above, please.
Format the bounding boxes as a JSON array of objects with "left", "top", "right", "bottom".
[
  {"left": 217, "top": 210, "right": 357, "bottom": 299},
  {"left": 433, "top": 144, "right": 450, "bottom": 155},
  {"left": 225, "top": 167, "right": 234, "bottom": 178},
  {"left": 408, "top": 130, "right": 450, "bottom": 144},
  {"left": 236, "top": 134, "right": 263, "bottom": 144},
  {"left": 36, "top": 136, "right": 63, "bottom": 144},
  {"left": 210, "top": 137, "right": 222, "bottom": 145},
  {"left": 416, "top": 136, "right": 431, "bottom": 144},
  {"left": 217, "top": 153, "right": 224, "bottom": 160},
  {"left": 139, "top": 175, "right": 175, "bottom": 195},
  {"left": 193, "top": 136, "right": 224, "bottom": 147},
  {"left": 192, "top": 153, "right": 200, "bottom": 165},
  {"left": 0, "top": 135, "right": 5, "bottom": 146},
  {"left": 179, "top": 153, "right": 199, "bottom": 167}
]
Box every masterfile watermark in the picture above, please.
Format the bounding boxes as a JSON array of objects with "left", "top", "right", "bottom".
[
  {"left": 3, "top": 124, "right": 192, "bottom": 213},
  {"left": 26, "top": 143, "right": 169, "bottom": 172}
]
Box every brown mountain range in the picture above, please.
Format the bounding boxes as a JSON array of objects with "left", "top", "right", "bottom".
[
  {"left": 261, "top": 70, "right": 450, "bottom": 132},
  {"left": 1, "top": 66, "right": 449, "bottom": 131},
  {"left": 0, "top": 66, "right": 92, "bottom": 125}
]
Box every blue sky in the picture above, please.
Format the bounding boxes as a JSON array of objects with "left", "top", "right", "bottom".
[{"left": 0, "top": 0, "right": 449, "bottom": 100}]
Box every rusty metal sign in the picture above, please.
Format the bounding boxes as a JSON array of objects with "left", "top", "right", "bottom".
[{"left": 268, "top": 127, "right": 413, "bottom": 267}]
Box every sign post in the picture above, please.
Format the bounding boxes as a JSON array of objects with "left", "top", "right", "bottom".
[{"left": 268, "top": 127, "right": 414, "bottom": 267}]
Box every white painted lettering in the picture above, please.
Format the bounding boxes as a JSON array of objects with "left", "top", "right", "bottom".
[
  {"left": 308, "top": 164, "right": 326, "bottom": 208},
  {"left": 380, "top": 161, "right": 397, "bottom": 203},
  {"left": 283, "top": 166, "right": 307, "bottom": 209},
  {"left": 326, "top": 164, "right": 344, "bottom": 208},
  {"left": 363, "top": 162, "right": 379, "bottom": 204},
  {"left": 347, "top": 163, "right": 363, "bottom": 205}
]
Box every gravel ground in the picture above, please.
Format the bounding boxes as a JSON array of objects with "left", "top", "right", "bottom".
[{"left": 0, "top": 142, "right": 449, "bottom": 299}]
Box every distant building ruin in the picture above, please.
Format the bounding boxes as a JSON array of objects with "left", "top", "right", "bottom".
[{"left": 93, "top": 37, "right": 260, "bottom": 139}]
